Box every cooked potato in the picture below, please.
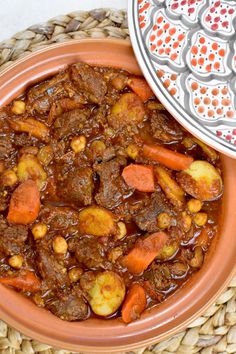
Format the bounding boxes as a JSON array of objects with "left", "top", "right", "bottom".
[
  {"left": 8, "top": 118, "right": 49, "bottom": 142},
  {"left": 37, "top": 146, "right": 54, "bottom": 166},
  {"left": 17, "top": 154, "right": 47, "bottom": 190},
  {"left": 177, "top": 161, "right": 222, "bottom": 201},
  {"left": 79, "top": 206, "right": 116, "bottom": 237},
  {"left": 83, "top": 271, "right": 125, "bottom": 316},
  {"left": 155, "top": 166, "right": 185, "bottom": 207},
  {"left": 108, "top": 93, "right": 145, "bottom": 129}
]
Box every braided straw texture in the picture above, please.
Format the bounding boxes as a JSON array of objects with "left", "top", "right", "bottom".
[{"left": 0, "top": 8, "right": 236, "bottom": 354}]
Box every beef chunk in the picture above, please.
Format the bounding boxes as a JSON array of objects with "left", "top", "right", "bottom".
[
  {"left": 0, "top": 135, "right": 14, "bottom": 158},
  {"left": 95, "top": 157, "right": 132, "bottom": 209},
  {"left": 133, "top": 192, "right": 172, "bottom": 232},
  {"left": 144, "top": 263, "right": 176, "bottom": 299},
  {"left": 0, "top": 216, "right": 28, "bottom": 255},
  {"left": 70, "top": 63, "right": 107, "bottom": 104},
  {"left": 53, "top": 108, "right": 90, "bottom": 140},
  {"left": 69, "top": 236, "right": 109, "bottom": 270},
  {"left": 150, "top": 111, "right": 183, "bottom": 143},
  {"left": 58, "top": 167, "right": 94, "bottom": 206},
  {"left": 47, "top": 286, "right": 88, "bottom": 321},
  {"left": 39, "top": 206, "right": 80, "bottom": 231},
  {"left": 36, "top": 247, "right": 68, "bottom": 288}
]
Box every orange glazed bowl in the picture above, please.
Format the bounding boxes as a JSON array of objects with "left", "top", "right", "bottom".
[{"left": 0, "top": 39, "right": 236, "bottom": 353}]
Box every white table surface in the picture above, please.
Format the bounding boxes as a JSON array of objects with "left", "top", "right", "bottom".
[{"left": 0, "top": 0, "right": 128, "bottom": 42}]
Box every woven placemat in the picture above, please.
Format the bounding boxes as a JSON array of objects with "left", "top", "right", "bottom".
[{"left": 0, "top": 8, "right": 236, "bottom": 354}]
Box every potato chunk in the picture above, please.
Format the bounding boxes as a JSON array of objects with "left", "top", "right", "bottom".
[
  {"left": 108, "top": 93, "right": 145, "bottom": 129},
  {"left": 155, "top": 166, "right": 185, "bottom": 207},
  {"left": 8, "top": 118, "right": 49, "bottom": 142},
  {"left": 81, "top": 271, "right": 125, "bottom": 317},
  {"left": 17, "top": 154, "right": 47, "bottom": 190},
  {"left": 78, "top": 206, "right": 116, "bottom": 237},
  {"left": 177, "top": 161, "right": 222, "bottom": 201}
]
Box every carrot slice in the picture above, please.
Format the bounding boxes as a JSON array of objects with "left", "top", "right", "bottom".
[
  {"left": 122, "top": 164, "right": 155, "bottom": 192},
  {"left": 7, "top": 180, "right": 40, "bottom": 225},
  {"left": 122, "top": 283, "right": 147, "bottom": 324},
  {"left": 122, "top": 231, "right": 168, "bottom": 275},
  {"left": 143, "top": 144, "right": 193, "bottom": 171},
  {"left": 0, "top": 271, "right": 41, "bottom": 292},
  {"left": 128, "top": 77, "right": 154, "bottom": 101}
]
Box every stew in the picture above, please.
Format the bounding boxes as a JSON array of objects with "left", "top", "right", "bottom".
[{"left": 0, "top": 62, "right": 223, "bottom": 323}]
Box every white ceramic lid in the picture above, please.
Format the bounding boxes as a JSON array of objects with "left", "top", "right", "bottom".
[{"left": 128, "top": 0, "right": 236, "bottom": 158}]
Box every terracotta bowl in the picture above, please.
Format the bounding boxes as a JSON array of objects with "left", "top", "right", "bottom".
[{"left": 0, "top": 39, "right": 236, "bottom": 353}]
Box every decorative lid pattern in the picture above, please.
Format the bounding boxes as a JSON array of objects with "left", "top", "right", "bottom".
[{"left": 129, "top": 0, "right": 236, "bottom": 157}]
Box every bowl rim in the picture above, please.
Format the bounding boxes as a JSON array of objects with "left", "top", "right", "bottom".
[{"left": 0, "top": 38, "right": 236, "bottom": 353}]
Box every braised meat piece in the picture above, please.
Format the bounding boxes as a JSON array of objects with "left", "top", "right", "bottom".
[
  {"left": 69, "top": 236, "right": 109, "bottom": 270},
  {"left": 39, "top": 206, "right": 80, "bottom": 231},
  {"left": 53, "top": 108, "right": 90, "bottom": 140},
  {"left": 150, "top": 111, "right": 183, "bottom": 143},
  {"left": 0, "top": 135, "right": 14, "bottom": 158},
  {"left": 133, "top": 192, "right": 172, "bottom": 232},
  {"left": 47, "top": 286, "right": 88, "bottom": 321},
  {"left": 95, "top": 157, "right": 132, "bottom": 209},
  {"left": 0, "top": 216, "right": 28, "bottom": 256},
  {"left": 70, "top": 62, "right": 107, "bottom": 104},
  {"left": 36, "top": 247, "right": 68, "bottom": 288},
  {"left": 58, "top": 167, "right": 94, "bottom": 206}
]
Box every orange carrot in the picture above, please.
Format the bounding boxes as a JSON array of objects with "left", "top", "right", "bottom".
[
  {"left": 143, "top": 144, "right": 194, "bottom": 171},
  {"left": 122, "top": 232, "right": 168, "bottom": 274},
  {"left": 7, "top": 180, "right": 40, "bottom": 225},
  {"left": 122, "top": 283, "right": 147, "bottom": 324},
  {"left": 122, "top": 164, "right": 155, "bottom": 192},
  {"left": 128, "top": 77, "right": 154, "bottom": 101},
  {"left": 0, "top": 271, "right": 41, "bottom": 292}
]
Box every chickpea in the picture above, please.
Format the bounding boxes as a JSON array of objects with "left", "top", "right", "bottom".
[
  {"left": 70, "top": 136, "right": 86, "bottom": 153},
  {"left": 111, "top": 75, "right": 128, "bottom": 90},
  {"left": 181, "top": 211, "right": 192, "bottom": 232},
  {"left": 187, "top": 199, "right": 202, "bottom": 213},
  {"left": 157, "top": 212, "right": 171, "bottom": 229},
  {"left": 32, "top": 223, "right": 48, "bottom": 240},
  {"left": 194, "top": 212, "right": 208, "bottom": 227},
  {"left": 90, "top": 140, "right": 106, "bottom": 157},
  {"left": 8, "top": 255, "right": 23, "bottom": 269},
  {"left": 108, "top": 247, "right": 123, "bottom": 263},
  {"left": 0, "top": 170, "right": 18, "bottom": 187},
  {"left": 53, "top": 236, "right": 68, "bottom": 254},
  {"left": 68, "top": 267, "right": 83, "bottom": 282},
  {"left": 189, "top": 247, "right": 204, "bottom": 268},
  {"left": 126, "top": 144, "right": 139, "bottom": 160},
  {"left": 117, "top": 222, "right": 127, "bottom": 240},
  {"left": 11, "top": 100, "right": 26, "bottom": 115}
]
